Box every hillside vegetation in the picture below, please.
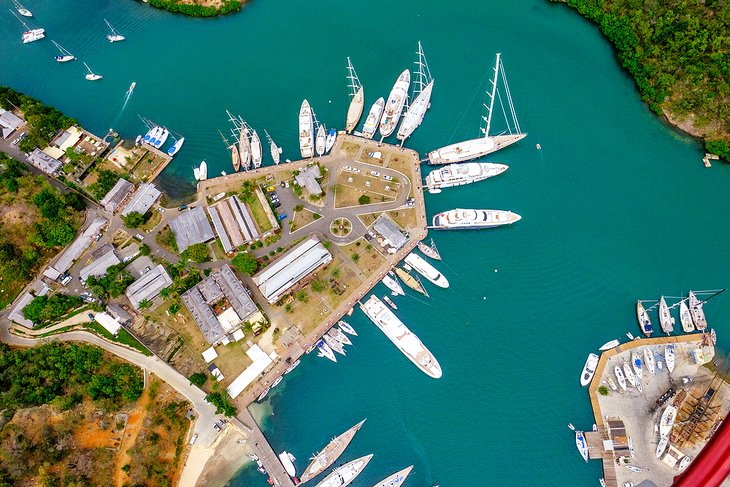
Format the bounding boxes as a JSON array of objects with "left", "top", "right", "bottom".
[{"left": 552, "top": 0, "right": 730, "bottom": 160}]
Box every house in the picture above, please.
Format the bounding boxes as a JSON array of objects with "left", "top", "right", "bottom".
[
  {"left": 169, "top": 206, "right": 215, "bottom": 252},
  {"left": 125, "top": 264, "right": 173, "bottom": 309},
  {"left": 294, "top": 164, "right": 322, "bottom": 195}
]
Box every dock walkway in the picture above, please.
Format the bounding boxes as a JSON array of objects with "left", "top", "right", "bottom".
[{"left": 238, "top": 409, "right": 296, "bottom": 487}]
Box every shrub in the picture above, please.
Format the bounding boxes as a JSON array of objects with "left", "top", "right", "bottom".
[
  {"left": 232, "top": 252, "right": 258, "bottom": 275},
  {"left": 181, "top": 243, "right": 210, "bottom": 263},
  {"left": 188, "top": 373, "right": 207, "bottom": 388},
  {"left": 122, "top": 211, "right": 146, "bottom": 228},
  {"left": 358, "top": 195, "right": 371, "bottom": 205}
]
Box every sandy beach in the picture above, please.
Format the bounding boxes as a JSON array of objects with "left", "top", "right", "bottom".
[{"left": 179, "top": 426, "right": 251, "bottom": 487}]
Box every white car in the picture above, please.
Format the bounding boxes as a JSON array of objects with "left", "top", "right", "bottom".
[
  {"left": 352, "top": 167, "right": 361, "bottom": 174},
  {"left": 343, "top": 165, "right": 351, "bottom": 171},
  {"left": 383, "top": 174, "right": 393, "bottom": 181},
  {"left": 370, "top": 170, "right": 381, "bottom": 177}
]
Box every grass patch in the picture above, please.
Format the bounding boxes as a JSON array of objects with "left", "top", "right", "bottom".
[
  {"left": 386, "top": 208, "right": 418, "bottom": 231},
  {"left": 290, "top": 208, "right": 322, "bottom": 233},
  {"left": 246, "top": 192, "right": 274, "bottom": 234},
  {"left": 156, "top": 225, "right": 178, "bottom": 253},
  {"left": 83, "top": 322, "right": 152, "bottom": 356},
  {"left": 341, "top": 239, "right": 386, "bottom": 277}
]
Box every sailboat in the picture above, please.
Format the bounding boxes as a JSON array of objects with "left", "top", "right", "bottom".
[
  {"left": 167, "top": 136, "right": 185, "bottom": 157},
  {"left": 52, "top": 40, "right": 76, "bottom": 62},
  {"left": 428, "top": 53, "right": 525, "bottom": 164},
  {"left": 299, "top": 100, "right": 314, "bottom": 158},
  {"left": 12, "top": 0, "right": 32, "bottom": 17},
  {"left": 658, "top": 296, "right": 674, "bottom": 334},
  {"left": 105, "top": 19, "right": 125, "bottom": 42},
  {"left": 382, "top": 272, "right": 405, "bottom": 296},
  {"left": 154, "top": 127, "right": 169, "bottom": 149},
  {"left": 315, "top": 124, "right": 326, "bottom": 157},
  {"left": 238, "top": 119, "right": 252, "bottom": 171},
  {"left": 361, "top": 97, "right": 385, "bottom": 139},
  {"left": 417, "top": 238, "right": 441, "bottom": 260},
  {"left": 325, "top": 129, "right": 337, "bottom": 154},
  {"left": 264, "top": 129, "right": 282, "bottom": 164},
  {"left": 397, "top": 41, "right": 434, "bottom": 144},
  {"left": 394, "top": 267, "right": 428, "bottom": 297},
  {"left": 83, "top": 62, "right": 103, "bottom": 81},
  {"left": 679, "top": 300, "right": 695, "bottom": 332},
  {"left": 316, "top": 340, "right": 337, "bottom": 362},
  {"left": 379, "top": 69, "right": 410, "bottom": 139},
  {"left": 12, "top": 11, "right": 44, "bottom": 43},
  {"left": 220, "top": 129, "right": 240, "bottom": 172},
  {"left": 688, "top": 291, "right": 708, "bottom": 331},
  {"left": 345, "top": 57, "right": 364, "bottom": 133},
  {"left": 636, "top": 301, "right": 653, "bottom": 336},
  {"left": 250, "top": 128, "right": 263, "bottom": 168}
]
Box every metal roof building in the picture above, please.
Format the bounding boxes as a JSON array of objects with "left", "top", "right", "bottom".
[
  {"left": 373, "top": 215, "right": 409, "bottom": 250},
  {"left": 79, "top": 244, "right": 120, "bottom": 282},
  {"left": 252, "top": 236, "right": 332, "bottom": 303},
  {"left": 8, "top": 292, "right": 35, "bottom": 328},
  {"left": 169, "top": 206, "right": 215, "bottom": 252},
  {"left": 0, "top": 109, "right": 22, "bottom": 138},
  {"left": 121, "top": 183, "right": 161, "bottom": 216},
  {"left": 125, "top": 264, "right": 173, "bottom": 309},
  {"left": 181, "top": 264, "right": 258, "bottom": 345},
  {"left": 43, "top": 216, "right": 108, "bottom": 279},
  {"left": 294, "top": 164, "right": 322, "bottom": 195},
  {"left": 27, "top": 149, "right": 62, "bottom": 176},
  {"left": 207, "top": 196, "right": 260, "bottom": 253},
  {"left": 106, "top": 303, "right": 133, "bottom": 324},
  {"left": 100, "top": 178, "right": 134, "bottom": 214}
]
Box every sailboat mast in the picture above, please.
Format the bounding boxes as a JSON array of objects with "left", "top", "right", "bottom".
[
  {"left": 483, "top": 52, "right": 501, "bottom": 139},
  {"left": 499, "top": 60, "right": 521, "bottom": 134},
  {"left": 346, "top": 57, "right": 361, "bottom": 99}
]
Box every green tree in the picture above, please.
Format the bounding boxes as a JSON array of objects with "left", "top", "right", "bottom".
[
  {"left": 311, "top": 279, "right": 326, "bottom": 293},
  {"left": 168, "top": 302, "right": 180, "bottom": 315},
  {"left": 181, "top": 242, "right": 210, "bottom": 262},
  {"left": 89, "top": 169, "right": 123, "bottom": 201},
  {"left": 204, "top": 392, "right": 237, "bottom": 416},
  {"left": 139, "top": 244, "right": 151, "bottom": 256},
  {"left": 188, "top": 372, "right": 207, "bottom": 388},
  {"left": 295, "top": 290, "right": 308, "bottom": 302},
  {"left": 122, "top": 211, "right": 146, "bottom": 228},
  {"left": 22, "top": 294, "right": 82, "bottom": 324},
  {"left": 351, "top": 252, "right": 360, "bottom": 262},
  {"left": 231, "top": 252, "right": 259, "bottom": 275},
  {"left": 138, "top": 299, "right": 152, "bottom": 310},
  {"left": 358, "top": 194, "right": 371, "bottom": 205}
]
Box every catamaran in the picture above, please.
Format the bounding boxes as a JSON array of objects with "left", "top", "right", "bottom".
[
  {"left": 688, "top": 291, "right": 708, "bottom": 331},
  {"left": 362, "top": 97, "right": 385, "bottom": 139},
  {"left": 313, "top": 454, "right": 373, "bottom": 487},
  {"left": 394, "top": 267, "right": 428, "bottom": 296},
  {"left": 315, "top": 124, "right": 326, "bottom": 157},
  {"left": 250, "top": 128, "right": 263, "bottom": 168},
  {"left": 431, "top": 209, "right": 521, "bottom": 230},
  {"left": 13, "top": 0, "right": 32, "bottom": 17},
  {"left": 417, "top": 239, "right": 441, "bottom": 260},
  {"left": 52, "top": 40, "right": 76, "bottom": 62},
  {"left": 154, "top": 127, "right": 169, "bottom": 149},
  {"left": 325, "top": 128, "right": 337, "bottom": 153},
  {"left": 425, "top": 162, "right": 508, "bottom": 193},
  {"left": 659, "top": 296, "right": 674, "bottom": 334},
  {"left": 372, "top": 466, "right": 413, "bottom": 487},
  {"left": 360, "top": 295, "right": 442, "bottom": 378},
  {"left": 379, "top": 69, "right": 410, "bottom": 139},
  {"left": 167, "top": 136, "right": 185, "bottom": 157},
  {"left": 264, "top": 129, "right": 282, "bottom": 164},
  {"left": 397, "top": 41, "right": 434, "bottom": 144},
  {"left": 105, "top": 19, "right": 125, "bottom": 42},
  {"left": 404, "top": 253, "right": 448, "bottom": 288},
  {"left": 299, "top": 100, "right": 314, "bottom": 158},
  {"left": 382, "top": 272, "right": 405, "bottom": 296},
  {"left": 580, "top": 353, "right": 599, "bottom": 387},
  {"left": 345, "top": 57, "right": 364, "bottom": 133},
  {"left": 427, "top": 53, "right": 525, "bottom": 164},
  {"left": 299, "top": 420, "right": 366, "bottom": 484},
  {"left": 83, "top": 62, "right": 102, "bottom": 81},
  {"left": 12, "top": 12, "right": 44, "bottom": 43},
  {"left": 679, "top": 300, "right": 695, "bottom": 332},
  {"left": 636, "top": 301, "right": 653, "bottom": 336}
]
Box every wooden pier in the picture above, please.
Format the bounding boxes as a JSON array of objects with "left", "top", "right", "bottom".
[{"left": 238, "top": 409, "right": 296, "bottom": 487}]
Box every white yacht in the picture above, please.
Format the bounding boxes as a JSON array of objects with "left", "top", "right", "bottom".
[
  {"left": 362, "top": 97, "right": 385, "bottom": 139},
  {"left": 425, "top": 162, "right": 508, "bottom": 192},
  {"left": 338, "top": 321, "right": 357, "bottom": 336},
  {"left": 250, "top": 129, "right": 263, "bottom": 168},
  {"left": 372, "top": 466, "right": 413, "bottom": 487},
  {"left": 659, "top": 296, "right": 674, "bottom": 334},
  {"left": 688, "top": 291, "right": 708, "bottom": 330},
  {"left": 381, "top": 273, "right": 405, "bottom": 296},
  {"left": 278, "top": 451, "right": 297, "bottom": 478},
  {"left": 397, "top": 42, "right": 434, "bottom": 144},
  {"left": 598, "top": 339, "right": 620, "bottom": 351},
  {"left": 631, "top": 351, "right": 643, "bottom": 381},
  {"left": 580, "top": 353, "right": 599, "bottom": 387},
  {"left": 13, "top": 0, "right": 32, "bottom": 17},
  {"left": 431, "top": 208, "right": 521, "bottom": 230},
  {"left": 379, "top": 69, "right": 410, "bottom": 138},
  {"left": 314, "top": 454, "right": 373, "bottom": 487},
  {"left": 104, "top": 19, "right": 125, "bottom": 42},
  {"left": 679, "top": 300, "right": 695, "bottom": 332},
  {"left": 52, "top": 41, "right": 76, "bottom": 62},
  {"left": 360, "top": 295, "right": 442, "bottom": 378},
  {"left": 299, "top": 100, "right": 314, "bottom": 158},
  {"left": 83, "top": 62, "right": 102, "bottom": 81},
  {"left": 345, "top": 57, "right": 364, "bottom": 133},
  {"left": 13, "top": 13, "right": 44, "bottom": 43},
  {"left": 316, "top": 340, "right": 337, "bottom": 363},
  {"left": 404, "top": 253, "right": 448, "bottom": 288},
  {"left": 325, "top": 128, "right": 337, "bottom": 153},
  {"left": 167, "top": 137, "right": 185, "bottom": 157},
  {"left": 315, "top": 124, "right": 326, "bottom": 156},
  {"left": 623, "top": 361, "right": 637, "bottom": 388}
]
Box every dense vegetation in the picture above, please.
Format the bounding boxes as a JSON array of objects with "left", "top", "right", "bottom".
[
  {"left": 0, "top": 86, "right": 75, "bottom": 152},
  {"left": 122, "top": 210, "right": 147, "bottom": 228},
  {"left": 232, "top": 251, "right": 258, "bottom": 275},
  {"left": 145, "top": 0, "right": 242, "bottom": 17},
  {"left": 88, "top": 168, "right": 125, "bottom": 201},
  {"left": 551, "top": 0, "right": 730, "bottom": 159},
  {"left": 21, "top": 293, "right": 83, "bottom": 324},
  {"left": 86, "top": 263, "right": 136, "bottom": 299},
  {"left": 181, "top": 242, "right": 211, "bottom": 262},
  {"left": 205, "top": 391, "right": 237, "bottom": 416}
]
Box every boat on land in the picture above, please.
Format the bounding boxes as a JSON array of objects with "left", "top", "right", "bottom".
[
  {"left": 264, "top": 129, "right": 282, "bottom": 164},
  {"left": 628, "top": 436, "right": 635, "bottom": 457},
  {"left": 625, "top": 465, "right": 643, "bottom": 473},
  {"left": 383, "top": 295, "right": 397, "bottom": 310},
  {"left": 656, "top": 437, "right": 668, "bottom": 458},
  {"left": 257, "top": 387, "right": 270, "bottom": 402},
  {"left": 405, "top": 252, "right": 448, "bottom": 288},
  {"left": 665, "top": 344, "right": 675, "bottom": 373},
  {"left": 323, "top": 334, "right": 346, "bottom": 356},
  {"left": 13, "top": 0, "right": 32, "bottom": 17},
  {"left": 372, "top": 465, "right": 413, "bottom": 487},
  {"left": 52, "top": 40, "right": 76, "bottom": 62},
  {"left": 105, "top": 19, "right": 125, "bottom": 42},
  {"left": 250, "top": 129, "right": 263, "bottom": 168},
  {"left": 432, "top": 208, "right": 521, "bottom": 230},
  {"left": 299, "top": 100, "right": 315, "bottom": 158},
  {"left": 314, "top": 454, "right": 373, "bottom": 487},
  {"left": 345, "top": 57, "right": 365, "bottom": 133},
  {"left": 362, "top": 97, "right": 385, "bottom": 139},
  {"left": 284, "top": 359, "right": 300, "bottom": 374},
  {"left": 382, "top": 273, "right": 405, "bottom": 296},
  {"left": 660, "top": 405, "right": 677, "bottom": 438},
  {"left": 338, "top": 320, "right": 357, "bottom": 336},
  {"left": 83, "top": 62, "right": 102, "bottom": 81},
  {"left": 154, "top": 127, "right": 169, "bottom": 149},
  {"left": 13, "top": 12, "right": 44, "bottom": 43},
  {"left": 325, "top": 128, "right": 337, "bottom": 153},
  {"left": 316, "top": 340, "right": 337, "bottom": 363},
  {"left": 397, "top": 41, "right": 434, "bottom": 144},
  {"left": 623, "top": 362, "right": 637, "bottom": 388},
  {"left": 607, "top": 377, "right": 617, "bottom": 391},
  {"left": 417, "top": 239, "right": 441, "bottom": 260},
  {"left": 394, "top": 267, "right": 428, "bottom": 296},
  {"left": 167, "top": 137, "right": 185, "bottom": 157},
  {"left": 299, "top": 419, "right": 366, "bottom": 484},
  {"left": 614, "top": 366, "right": 627, "bottom": 391},
  {"left": 637, "top": 301, "right": 653, "bottom": 336},
  {"left": 427, "top": 53, "right": 525, "bottom": 164},
  {"left": 360, "top": 295, "right": 442, "bottom": 378},
  {"left": 580, "top": 353, "right": 599, "bottom": 387},
  {"left": 659, "top": 296, "right": 675, "bottom": 334},
  {"left": 632, "top": 351, "right": 643, "bottom": 381},
  {"left": 379, "top": 69, "right": 410, "bottom": 139},
  {"left": 425, "top": 162, "right": 508, "bottom": 192},
  {"left": 678, "top": 456, "right": 691, "bottom": 471},
  {"left": 599, "top": 339, "right": 620, "bottom": 351},
  {"left": 688, "top": 291, "right": 708, "bottom": 331},
  {"left": 329, "top": 327, "right": 352, "bottom": 346},
  {"left": 575, "top": 430, "right": 589, "bottom": 462},
  {"left": 315, "top": 124, "right": 326, "bottom": 156},
  {"left": 644, "top": 348, "right": 656, "bottom": 374},
  {"left": 278, "top": 451, "right": 297, "bottom": 478},
  {"left": 679, "top": 300, "right": 695, "bottom": 332}
]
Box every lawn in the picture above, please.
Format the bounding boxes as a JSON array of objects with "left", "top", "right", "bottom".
[
  {"left": 386, "top": 208, "right": 418, "bottom": 231},
  {"left": 290, "top": 208, "right": 322, "bottom": 233},
  {"left": 83, "top": 322, "right": 152, "bottom": 356},
  {"left": 333, "top": 172, "right": 396, "bottom": 208},
  {"left": 339, "top": 141, "right": 361, "bottom": 158},
  {"left": 356, "top": 212, "right": 382, "bottom": 228},
  {"left": 340, "top": 239, "right": 387, "bottom": 277},
  {"left": 246, "top": 191, "right": 274, "bottom": 234}
]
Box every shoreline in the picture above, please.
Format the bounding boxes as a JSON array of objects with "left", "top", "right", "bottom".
[{"left": 141, "top": 0, "right": 243, "bottom": 17}]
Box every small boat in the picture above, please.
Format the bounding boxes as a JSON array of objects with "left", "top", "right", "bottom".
[
  {"left": 221, "top": 171, "right": 227, "bottom": 176},
  {"left": 379, "top": 69, "right": 411, "bottom": 138},
  {"left": 689, "top": 291, "right": 708, "bottom": 331},
  {"left": 271, "top": 376, "right": 283, "bottom": 388},
  {"left": 193, "top": 165, "right": 201, "bottom": 181},
  {"left": 325, "top": 128, "right": 337, "bottom": 153},
  {"left": 665, "top": 344, "right": 676, "bottom": 373},
  {"left": 52, "top": 40, "right": 76, "bottom": 62},
  {"left": 628, "top": 436, "right": 636, "bottom": 458},
  {"left": 626, "top": 332, "right": 636, "bottom": 340},
  {"left": 230, "top": 144, "right": 241, "bottom": 172},
  {"left": 395, "top": 267, "right": 428, "bottom": 296},
  {"left": 284, "top": 359, "right": 300, "bottom": 374},
  {"left": 659, "top": 296, "right": 675, "bottom": 334},
  {"left": 580, "top": 353, "right": 599, "bottom": 387},
  {"left": 383, "top": 295, "right": 397, "bottom": 310},
  {"left": 632, "top": 351, "right": 643, "bottom": 381},
  {"left": 372, "top": 465, "right": 413, "bottom": 487},
  {"left": 84, "top": 62, "right": 102, "bottom": 81},
  {"left": 13, "top": 0, "right": 32, "bottom": 17},
  {"left": 362, "top": 97, "right": 385, "bottom": 139},
  {"left": 250, "top": 129, "right": 263, "bottom": 168},
  {"left": 257, "top": 387, "right": 270, "bottom": 402},
  {"left": 264, "top": 129, "right": 282, "bottom": 165},
  {"left": 328, "top": 327, "right": 352, "bottom": 346},
  {"left": 417, "top": 238, "right": 442, "bottom": 260},
  {"left": 678, "top": 456, "right": 691, "bottom": 471},
  {"left": 154, "top": 128, "right": 169, "bottom": 149},
  {"left": 315, "top": 124, "right": 326, "bottom": 157},
  {"left": 710, "top": 328, "right": 717, "bottom": 345},
  {"left": 313, "top": 454, "right": 373, "bottom": 487},
  {"left": 575, "top": 430, "right": 589, "bottom": 462},
  {"left": 345, "top": 57, "right": 365, "bottom": 134},
  {"left": 614, "top": 367, "right": 627, "bottom": 391},
  {"left": 278, "top": 451, "right": 296, "bottom": 478},
  {"left": 599, "top": 479, "right": 606, "bottom": 487},
  {"left": 656, "top": 436, "right": 668, "bottom": 458},
  {"left": 599, "top": 339, "right": 620, "bottom": 351},
  {"left": 167, "top": 136, "right": 185, "bottom": 157},
  {"left": 567, "top": 423, "right": 575, "bottom": 431},
  {"left": 607, "top": 377, "right": 618, "bottom": 391},
  {"left": 679, "top": 300, "right": 695, "bottom": 332},
  {"left": 592, "top": 424, "right": 598, "bottom": 431},
  {"left": 623, "top": 362, "right": 637, "bottom": 388},
  {"left": 382, "top": 273, "right": 405, "bottom": 296},
  {"left": 198, "top": 161, "right": 207, "bottom": 181},
  {"left": 323, "top": 334, "right": 346, "bottom": 356},
  {"left": 338, "top": 320, "right": 357, "bottom": 336},
  {"left": 316, "top": 340, "right": 337, "bottom": 362},
  {"left": 637, "top": 301, "right": 653, "bottom": 336},
  {"left": 644, "top": 348, "right": 656, "bottom": 374},
  {"left": 299, "top": 100, "right": 314, "bottom": 158},
  {"left": 624, "top": 465, "right": 643, "bottom": 473},
  {"left": 129, "top": 81, "right": 136, "bottom": 92},
  {"left": 134, "top": 135, "right": 142, "bottom": 145},
  {"left": 405, "top": 252, "right": 448, "bottom": 288},
  {"left": 105, "top": 19, "right": 125, "bottom": 42},
  {"left": 660, "top": 405, "right": 677, "bottom": 438}
]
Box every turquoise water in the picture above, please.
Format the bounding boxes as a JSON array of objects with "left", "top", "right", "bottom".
[{"left": 3, "top": 0, "right": 730, "bottom": 485}]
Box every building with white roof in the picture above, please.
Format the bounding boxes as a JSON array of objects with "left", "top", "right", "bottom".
[
  {"left": 121, "top": 183, "right": 161, "bottom": 216},
  {"left": 94, "top": 312, "right": 122, "bottom": 336},
  {"left": 0, "top": 109, "right": 22, "bottom": 138},
  {"left": 43, "top": 216, "right": 108, "bottom": 280},
  {"left": 79, "top": 244, "right": 120, "bottom": 282},
  {"left": 27, "top": 149, "right": 62, "bottom": 176},
  {"left": 226, "top": 345, "right": 274, "bottom": 398}
]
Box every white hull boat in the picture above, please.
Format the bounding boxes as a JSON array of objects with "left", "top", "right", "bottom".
[
  {"left": 325, "top": 128, "right": 337, "bottom": 153},
  {"left": 656, "top": 437, "right": 669, "bottom": 458},
  {"left": 689, "top": 291, "right": 708, "bottom": 331},
  {"left": 379, "top": 69, "right": 410, "bottom": 138},
  {"left": 257, "top": 387, "right": 270, "bottom": 402},
  {"left": 644, "top": 347, "right": 656, "bottom": 374},
  {"left": 328, "top": 327, "right": 352, "bottom": 346},
  {"left": 659, "top": 296, "right": 675, "bottom": 334},
  {"left": 299, "top": 100, "right": 314, "bottom": 157},
  {"left": 315, "top": 124, "right": 326, "bottom": 156},
  {"left": 167, "top": 137, "right": 185, "bottom": 156},
  {"left": 607, "top": 377, "right": 618, "bottom": 391},
  {"left": 404, "top": 252, "right": 448, "bottom": 288},
  {"left": 13, "top": 0, "right": 32, "bottom": 17},
  {"left": 362, "top": 97, "right": 385, "bottom": 139},
  {"left": 84, "top": 62, "right": 102, "bottom": 81},
  {"left": 284, "top": 359, "right": 300, "bottom": 374},
  {"left": 637, "top": 301, "right": 653, "bottom": 336},
  {"left": 238, "top": 123, "right": 251, "bottom": 171},
  {"left": 665, "top": 344, "right": 675, "bottom": 373},
  {"left": 660, "top": 405, "right": 677, "bottom": 438},
  {"left": 382, "top": 274, "right": 405, "bottom": 296},
  {"left": 417, "top": 239, "right": 441, "bottom": 260},
  {"left": 154, "top": 128, "right": 169, "bottom": 149},
  {"left": 623, "top": 362, "right": 637, "bottom": 388},
  {"left": 371, "top": 465, "right": 413, "bottom": 487},
  {"left": 264, "top": 129, "right": 282, "bottom": 164},
  {"left": 198, "top": 160, "right": 208, "bottom": 181},
  {"left": 426, "top": 162, "right": 508, "bottom": 192},
  {"left": 323, "top": 334, "right": 346, "bottom": 356},
  {"left": 580, "top": 353, "right": 599, "bottom": 387},
  {"left": 345, "top": 57, "right": 364, "bottom": 133},
  {"left": 338, "top": 320, "right": 357, "bottom": 336},
  {"left": 314, "top": 454, "right": 373, "bottom": 487},
  {"left": 397, "top": 81, "right": 433, "bottom": 143},
  {"left": 599, "top": 339, "right": 620, "bottom": 351},
  {"left": 679, "top": 300, "right": 695, "bottom": 332},
  {"left": 632, "top": 351, "right": 643, "bottom": 381},
  {"left": 432, "top": 208, "right": 521, "bottom": 230},
  {"left": 279, "top": 451, "right": 297, "bottom": 478},
  {"left": 250, "top": 129, "right": 263, "bottom": 168},
  {"left": 383, "top": 295, "right": 397, "bottom": 310},
  {"left": 575, "top": 430, "right": 589, "bottom": 462},
  {"left": 678, "top": 456, "right": 691, "bottom": 471},
  {"left": 316, "top": 340, "right": 337, "bottom": 362},
  {"left": 52, "top": 41, "right": 76, "bottom": 62},
  {"left": 105, "top": 19, "right": 125, "bottom": 42}
]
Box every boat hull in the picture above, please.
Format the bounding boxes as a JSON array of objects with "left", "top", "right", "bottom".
[
  {"left": 379, "top": 70, "right": 410, "bottom": 138},
  {"left": 346, "top": 87, "right": 365, "bottom": 133},
  {"left": 299, "top": 100, "right": 314, "bottom": 158},
  {"left": 432, "top": 208, "right": 521, "bottom": 230},
  {"left": 397, "top": 81, "right": 434, "bottom": 141},
  {"left": 427, "top": 133, "right": 526, "bottom": 164},
  {"left": 404, "top": 253, "right": 448, "bottom": 288},
  {"left": 425, "top": 162, "right": 508, "bottom": 191},
  {"left": 362, "top": 98, "right": 385, "bottom": 139}
]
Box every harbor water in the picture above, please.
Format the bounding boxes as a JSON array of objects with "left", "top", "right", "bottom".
[{"left": 3, "top": 0, "right": 730, "bottom": 484}]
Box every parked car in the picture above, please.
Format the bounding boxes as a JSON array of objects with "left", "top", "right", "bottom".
[
  {"left": 343, "top": 165, "right": 352, "bottom": 171},
  {"left": 178, "top": 205, "right": 188, "bottom": 211},
  {"left": 278, "top": 213, "right": 287, "bottom": 220},
  {"left": 60, "top": 274, "right": 72, "bottom": 286},
  {"left": 11, "top": 138, "right": 19, "bottom": 146},
  {"left": 383, "top": 174, "right": 394, "bottom": 181},
  {"left": 370, "top": 170, "right": 381, "bottom": 177},
  {"left": 134, "top": 234, "right": 144, "bottom": 240},
  {"left": 87, "top": 313, "right": 95, "bottom": 321},
  {"left": 19, "top": 132, "right": 26, "bottom": 139},
  {"left": 190, "top": 434, "right": 198, "bottom": 445},
  {"left": 352, "top": 167, "right": 361, "bottom": 174}
]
